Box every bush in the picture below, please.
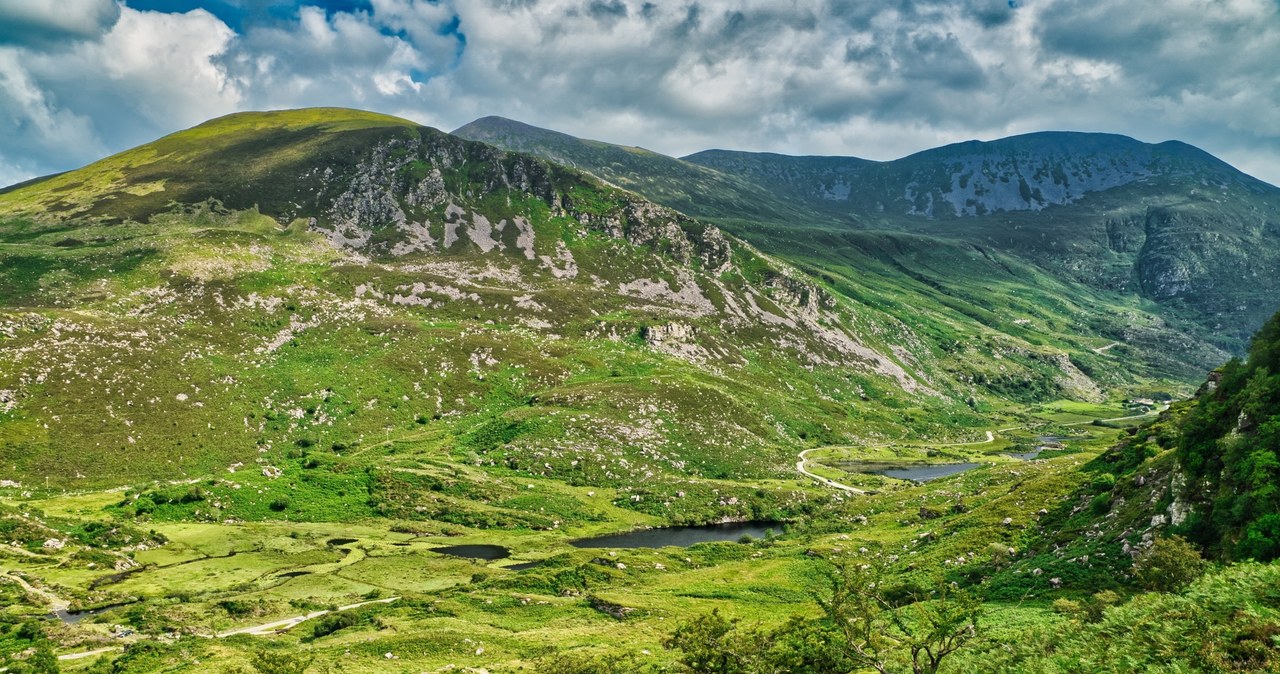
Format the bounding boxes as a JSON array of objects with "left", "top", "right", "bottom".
[
  {"left": 250, "top": 650, "right": 313, "bottom": 674},
  {"left": 1134, "top": 536, "right": 1208, "bottom": 591}
]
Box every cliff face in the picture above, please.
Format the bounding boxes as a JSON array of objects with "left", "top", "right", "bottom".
[{"left": 687, "top": 132, "right": 1272, "bottom": 219}]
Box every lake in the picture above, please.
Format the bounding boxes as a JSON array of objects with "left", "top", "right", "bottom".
[
  {"left": 431, "top": 544, "right": 511, "bottom": 560},
  {"left": 571, "top": 521, "right": 779, "bottom": 549},
  {"left": 833, "top": 461, "right": 982, "bottom": 482}
]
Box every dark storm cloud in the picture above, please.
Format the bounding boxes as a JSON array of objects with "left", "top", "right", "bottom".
[{"left": 0, "top": 0, "right": 1277, "bottom": 188}]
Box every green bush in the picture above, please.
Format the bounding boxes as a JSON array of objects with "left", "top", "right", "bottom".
[{"left": 1134, "top": 536, "right": 1208, "bottom": 591}]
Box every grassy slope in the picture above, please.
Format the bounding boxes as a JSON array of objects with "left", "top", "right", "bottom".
[
  {"left": 0, "top": 108, "right": 1250, "bottom": 672},
  {"left": 461, "top": 116, "right": 1280, "bottom": 367}
]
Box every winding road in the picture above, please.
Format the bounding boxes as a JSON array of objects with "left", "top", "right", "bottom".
[
  {"left": 796, "top": 401, "right": 1170, "bottom": 495},
  {"left": 795, "top": 449, "right": 866, "bottom": 494},
  {"left": 796, "top": 431, "right": 996, "bottom": 494},
  {"left": 3, "top": 568, "right": 399, "bottom": 661}
]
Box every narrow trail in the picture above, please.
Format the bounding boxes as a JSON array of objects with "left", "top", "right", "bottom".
[
  {"left": 215, "top": 596, "right": 399, "bottom": 637},
  {"left": 1093, "top": 342, "right": 1122, "bottom": 354},
  {"left": 1063, "top": 403, "right": 1169, "bottom": 426},
  {"left": 49, "top": 596, "right": 400, "bottom": 661},
  {"left": 797, "top": 430, "right": 996, "bottom": 494},
  {"left": 0, "top": 571, "right": 69, "bottom": 612},
  {"left": 59, "top": 646, "right": 122, "bottom": 661},
  {"left": 795, "top": 449, "right": 865, "bottom": 494}
]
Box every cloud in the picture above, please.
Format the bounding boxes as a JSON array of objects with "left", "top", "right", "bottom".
[
  {"left": 0, "top": 0, "right": 120, "bottom": 48},
  {"left": 0, "top": 0, "right": 1277, "bottom": 187},
  {"left": 216, "top": 1, "right": 462, "bottom": 108},
  {"left": 0, "top": 6, "right": 237, "bottom": 185}
]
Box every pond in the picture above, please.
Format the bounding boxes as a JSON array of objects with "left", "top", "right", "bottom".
[
  {"left": 431, "top": 544, "right": 511, "bottom": 560},
  {"left": 571, "top": 521, "right": 779, "bottom": 549},
  {"left": 52, "top": 602, "right": 134, "bottom": 625},
  {"left": 833, "top": 461, "right": 982, "bottom": 483},
  {"left": 1007, "top": 436, "right": 1064, "bottom": 461}
]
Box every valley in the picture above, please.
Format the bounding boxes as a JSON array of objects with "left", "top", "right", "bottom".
[
  {"left": 5, "top": 398, "right": 1136, "bottom": 672},
  {"left": 0, "top": 107, "right": 1277, "bottom": 673}
]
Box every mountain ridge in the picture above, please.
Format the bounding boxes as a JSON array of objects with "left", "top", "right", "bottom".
[{"left": 455, "top": 115, "right": 1280, "bottom": 359}]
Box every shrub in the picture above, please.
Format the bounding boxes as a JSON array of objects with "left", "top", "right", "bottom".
[{"left": 1134, "top": 535, "right": 1208, "bottom": 591}]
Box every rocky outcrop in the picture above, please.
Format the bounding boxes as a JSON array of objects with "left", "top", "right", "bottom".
[{"left": 305, "top": 128, "right": 737, "bottom": 279}]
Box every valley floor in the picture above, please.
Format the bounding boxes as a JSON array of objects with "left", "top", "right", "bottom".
[{"left": 0, "top": 400, "right": 1157, "bottom": 672}]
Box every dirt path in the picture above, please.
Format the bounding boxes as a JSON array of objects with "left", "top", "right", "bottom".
[
  {"left": 215, "top": 596, "right": 399, "bottom": 637},
  {"left": 1064, "top": 404, "right": 1169, "bottom": 426},
  {"left": 59, "top": 646, "right": 122, "bottom": 661},
  {"left": 0, "top": 571, "right": 69, "bottom": 612},
  {"left": 796, "top": 449, "right": 866, "bottom": 494},
  {"left": 50, "top": 596, "right": 400, "bottom": 661},
  {"left": 797, "top": 430, "right": 997, "bottom": 494},
  {"left": 1093, "top": 342, "right": 1122, "bottom": 354}
]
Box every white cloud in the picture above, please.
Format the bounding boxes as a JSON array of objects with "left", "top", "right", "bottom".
[{"left": 0, "top": 0, "right": 1277, "bottom": 187}]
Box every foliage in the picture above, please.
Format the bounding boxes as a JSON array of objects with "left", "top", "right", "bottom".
[
  {"left": 532, "top": 650, "right": 665, "bottom": 674},
  {"left": 1133, "top": 536, "right": 1208, "bottom": 591},
  {"left": 249, "top": 650, "right": 314, "bottom": 674},
  {"left": 1177, "top": 310, "right": 1280, "bottom": 559},
  {"left": 815, "top": 557, "right": 982, "bottom": 674},
  {"left": 949, "top": 561, "right": 1280, "bottom": 673}
]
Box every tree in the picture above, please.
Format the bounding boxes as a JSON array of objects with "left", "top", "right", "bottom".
[
  {"left": 20, "top": 644, "right": 59, "bottom": 674},
  {"left": 814, "top": 557, "right": 983, "bottom": 674},
  {"left": 1133, "top": 535, "right": 1207, "bottom": 591},
  {"left": 664, "top": 609, "right": 763, "bottom": 674}
]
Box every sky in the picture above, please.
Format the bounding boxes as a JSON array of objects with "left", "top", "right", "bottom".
[{"left": 1, "top": 0, "right": 1278, "bottom": 187}]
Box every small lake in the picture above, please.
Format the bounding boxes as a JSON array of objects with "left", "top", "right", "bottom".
[
  {"left": 1007, "top": 437, "right": 1065, "bottom": 460},
  {"left": 52, "top": 602, "right": 134, "bottom": 625},
  {"left": 571, "top": 522, "right": 778, "bottom": 549},
  {"left": 431, "top": 544, "right": 511, "bottom": 560},
  {"left": 833, "top": 461, "right": 982, "bottom": 483}
]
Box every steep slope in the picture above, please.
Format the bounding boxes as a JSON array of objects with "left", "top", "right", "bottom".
[
  {"left": 459, "top": 117, "right": 1280, "bottom": 359},
  {"left": 1, "top": 108, "right": 1002, "bottom": 490},
  {"left": 1176, "top": 310, "right": 1280, "bottom": 559},
  {"left": 691, "top": 134, "right": 1280, "bottom": 353},
  {"left": 452, "top": 116, "right": 835, "bottom": 225},
  {"left": 454, "top": 117, "right": 1252, "bottom": 378},
  {"left": 970, "top": 307, "right": 1280, "bottom": 602},
  {"left": 688, "top": 132, "right": 1272, "bottom": 218}
]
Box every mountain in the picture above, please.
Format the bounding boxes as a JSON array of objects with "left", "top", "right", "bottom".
[
  {"left": 457, "top": 118, "right": 1280, "bottom": 357},
  {"left": 0, "top": 107, "right": 996, "bottom": 490},
  {"left": 0, "top": 111, "right": 1237, "bottom": 493},
  {"left": 4, "top": 107, "right": 1278, "bottom": 674},
  {"left": 452, "top": 116, "right": 839, "bottom": 225},
  {"left": 687, "top": 132, "right": 1273, "bottom": 218}
]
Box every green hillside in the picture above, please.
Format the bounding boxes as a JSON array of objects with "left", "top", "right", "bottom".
[
  {"left": 461, "top": 118, "right": 1280, "bottom": 358},
  {"left": 453, "top": 116, "right": 836, "bottom": 225},
  {"left": 0, "top": 108, "right": 1276, "bottom": 673}
]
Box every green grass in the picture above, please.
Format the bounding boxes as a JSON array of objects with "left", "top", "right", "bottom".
[{"left": 0, "top": 108, "right": 1257, "bottom": 672}]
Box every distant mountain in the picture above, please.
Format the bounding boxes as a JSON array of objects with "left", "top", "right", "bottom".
[
  {"left": 687, "top": 132, "right": 1273, "bottom": 218},
  {"left": 0, "top": 107, "right": 1224, "bottom": 486},
  {"left": 456, "top": 117, "right": 1280, "bottom": 356},
  {"left": 453, "top": 116, "right": 838, "bottom": 225}
]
